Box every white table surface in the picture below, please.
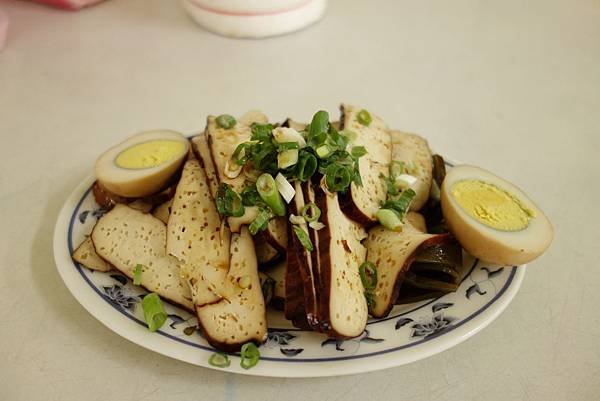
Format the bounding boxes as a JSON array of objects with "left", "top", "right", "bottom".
[{"left": 1, "top": 0, "right": 599, "bottom": 400}]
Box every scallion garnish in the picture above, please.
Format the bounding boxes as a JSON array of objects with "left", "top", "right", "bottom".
[
  {"left": 141, "top": 293, "right": 167, "bottom": 332},
  {"left": 300, "top": 202, "right": 321, "bottom": 222},
  {"left": 277, "top": 141, "right": 300, "bottom": 151},
  {"left": 256, "top": 173, "right": 286, "bottom": 216},
  {"left": 250, "top": 122, "right": 274, "bottom": 141},
  {"left": 216, "top": 183, "right": 245, "bottom": 217},
  {"left": 357, "top": 109, "right": 372, "bottom": 126},
  {"left": 359, "top": 261, "right": 378, "bottom": 308},
  {"left": 208, "top": 352, "right": 231, "bottom": 368},
  {"left": 240, "top": 343, "right": 260, "bottom": 369},
  {"left": 376, "top": 208, "right": 403, "bottom": 231},
  {"left": 277, "top": 149, "right": 298, "bottom": 169},
  {"left": 316, "top": 145, "right": 333, "bottom": 159},
  {"left": 249, "top": 208, "right": 272, "bottom": 235},
  {"left": 240, "top": 185, "right": 263, "bottom": 207},
  {"left": 308, "top": 110, "right": 330, "bottom": 148},
  {"left": 231, "top": 142, "right": 249, "bottom": 166},
  {"left": 133, "top": 264, "right": 142, "bottom": 285},
  {"left": 293, "top": 225, "right": 313, "bottom": 251},
  {"left": 275, "top": 173, "right": 296, "bottom": 203},
  {"left": 350, "top": 146, "right": 367, "bottom": 158},
  {"left": 381, "top": 188, "right": 416, "bottom": 219},
  {"left": 216, "top": 114, "right": 236, "bottom": 129},
  {"left": 325, "top": 164, "right": 352, "bottom": 192},
  {"left": 296, "top": 151, "right": 317, "bottom": 181}
]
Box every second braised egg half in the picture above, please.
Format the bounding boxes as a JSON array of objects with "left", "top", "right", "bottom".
[
  {"left": 95, "top": 130, "right": 189, "bottom": 198},
  {"left": 441, "top": 165, "right": 553, "bottom": 265}
]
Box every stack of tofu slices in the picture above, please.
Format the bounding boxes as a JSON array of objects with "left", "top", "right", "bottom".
[{"left": 74, "top": 104, "right": 455, "bottom": 352}]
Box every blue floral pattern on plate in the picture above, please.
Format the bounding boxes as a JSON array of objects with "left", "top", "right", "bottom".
[{"left": 66, "top": 183, "right": 520, "bottom": 365}]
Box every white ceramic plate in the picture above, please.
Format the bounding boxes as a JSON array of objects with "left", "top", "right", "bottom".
[{"left": 53, "top": 156, "right": 525, "bottom": 377}]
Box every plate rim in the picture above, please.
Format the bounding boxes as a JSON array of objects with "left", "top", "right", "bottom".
[{"left": 53, "top": 171, "right": 526, "bottom": 378}]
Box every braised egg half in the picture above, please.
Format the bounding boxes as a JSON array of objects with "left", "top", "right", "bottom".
[
  {"left": 95, "top": 130, "right": 189, "bottom": 198},
  {"left": 441, "top": 165, "right": 553, "bottom": 265}
]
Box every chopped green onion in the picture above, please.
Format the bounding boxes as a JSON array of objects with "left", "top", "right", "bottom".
[
  {"left": 293, "top": 225, "right": 313, "bottom": 251},
  {"left": 309, "top": 221, "right": 325, "bottom": 230},
  {"left": 351, "top": 146, "right": 367, "bottom": 158},
  {"left": 275, "top": 173, "right": 295, "bottom": 203},
  {"left": 209, "top": 352, "right": 231, "bottom": 368},
  {"left": 231, "top": 142, "right": 248, "bottom": 166},
  {"left": 316, "top": 145, "right": 333, "bottom": 159},
  {"left": 216, "top": 114, "right": 236, "bottom": 129},
  {"left": 250, "top": 123, "right": 274, "bottom": 141},
  {"left": 277, "top": 141, "right": 300, "bottom": 151},
  {"left": 272, "top": 127, "right": 306, "bottom": 147},
  {"left": 381, "top": 188, "right": 416, "bottom": 219},
  {"left": 359, "top": 261, "right": 377, "bottom": 308},
  {"left": 296, "top": 152, "right": 317, "bottom": 181},
  {"left": 142, "top": 293, "right": 167, "bottom": 332},
  {"left": 216, "top": 183, "right": 245, "bottom": 217},
  {"left": 133, "top": 264, "right": 142, "bottom": 285},
  {"left": 249, "top": 208, "right": 272, "bottom": 235},
  {"left": 300, "top": 202, "right": 321, "bottom": 222},
  {"left": 357, "top": 109, "right": 372, "bottom": 126},
  {"left": 289, "top": 214, "right": 305, "bottom": 225},
  {"left": 256, "top": 173, "right": 286, "bottom": 216},
  {"left": 277, "top": 149, "right": 299, "bottom": 169},
  {"left": 240, "top": 186, "right": 263, "bottom": 207},
  {"left": 340, "top": 129, "right": 357, "bottom": 143},
  {"left": 325, "top": 164, "right": 352, "bottom": 192},
  {"left": 240, "top": 343, "right": 260, "bottom": 370},
  {"left": 376, "top": 208, "right": 403, "bottom": 231},
  {"left": 308, "top": 110, "right": 329, "bottom": 146},
  {"left": 395, "top": 174, "right": 417, "bottom": 189},
  {"left": 359, "top": 261, "right": 378, "bottom": 290},
  {"left": 390, "top": 160, "right": 405, "bottom": 176}
]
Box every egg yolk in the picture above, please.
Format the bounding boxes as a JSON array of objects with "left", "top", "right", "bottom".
[
  {"left": 451, "top": 180, "right": 536, "bottom": 231},
  {"left": 115, "top": 140, "right": 186, "bottom": 169}
]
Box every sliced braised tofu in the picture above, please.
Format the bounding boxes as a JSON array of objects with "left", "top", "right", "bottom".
[
  {"left": 314, "top": 185, "right": 369, "bottom": 338},
  {"left": 365, "top": 212, "right": 451, "bottom": 318},
  {"left": 152, "top": 199, "right": 173, "bottom": 224},
  {"left": 227, "top": 206, "right": 259, "bottom": 233},
  {"left": 195, "top": 227, "right": 267, "bottom": 351},
  {"left": 255, "top": 237, "right": 283, "bottom": 267},
  {"left": 206, "top": 111, "right": 269, "bottom": 232},
  {"left": 191, "top": 134, "right": 219, "bottom": 197},
  {"left": 284, "top": 182, "right": 312, "bottom": 330},
  {"left": 288, "top": 181, "right": 320, "bottom": 329},
  {"left": 206, "top": 111, "right": 268, "bottom": 194},
  {"left": 390, "top": 131, "right": 433, "bottom": 211},
  {"left": 91, "top": 204, "right": 194, "bottom": 311},
  {"left": 269, "top": 261, "right": 286, "bottom": 307},
  {"left": 264, "top": 217, "right": 288, "bottom": 252},
  {"left": 127, "top": 199, "right": 154, "bottom": 213},
  {"left": 338, "top": 104, "right": 391, "bottom": 225},
  {"left": 167, "top": 157, "right": 267, "bottom": 351},
  {"left": 166, "top": 158, "right": 231, "bottom": 306},
  {"left": 72, "top": 237, "right": 112, "bottom": 272},
  {"left": 282, "top": 118, "right": 307, "bottom": 131}
]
